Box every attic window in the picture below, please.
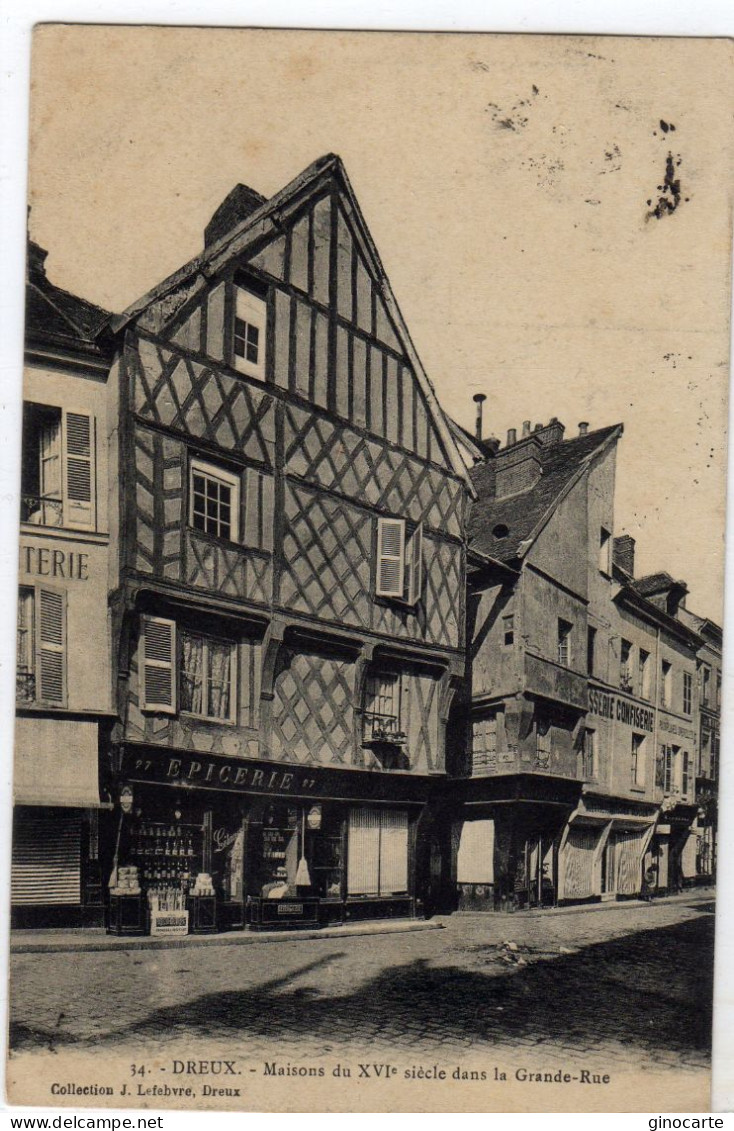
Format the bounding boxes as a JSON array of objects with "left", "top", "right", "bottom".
[
  {"left": 232, "top": 287, "right": 266, "bottom": 381},
  {"left": 492, "top": 524, "right": 510, "bottom": 539}
]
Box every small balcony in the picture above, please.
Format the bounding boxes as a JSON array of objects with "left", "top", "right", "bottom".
[
  {"left": 16, "top": 671, "right": 36, "bottom": 702},
  {"left": 524, "top": 653, "right": 587, "bottom": 710},
  {"left": 363, "top": 711, "right": 407, "bottom": 746},
  {"left": 20, "top": 494, "right": 63, "bottom": 526}
]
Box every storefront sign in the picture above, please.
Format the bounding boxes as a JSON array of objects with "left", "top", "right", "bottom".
[
  {"left": 21, "top": 545, "right": 89, "bottom": 581},
  {"left": 659, "top": 716, "right": 695, "bottom": 741},
  {"left": 588, "top": 688, "right": 654, "bottom": 733},
  {"left": 123, "top": 748, "right": 434, "bottom": 804},
  {"left": 212, "top": 827, "right": 239, "bottom": 853}
]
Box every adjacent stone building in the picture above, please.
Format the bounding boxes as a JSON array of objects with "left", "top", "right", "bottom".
[{"left": 12, "top": 239, "right": 114, "bottom": 927}]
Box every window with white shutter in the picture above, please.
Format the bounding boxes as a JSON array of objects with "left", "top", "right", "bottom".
[
  {"left": 36, "top": 587, "right": 66, "bottom": 705},
  {"left": 141, "top": 616, "right": 177, "bottom": 713},
  {"left": 376, "top": 517, "right": 405, "bottom": 599},
  {"left": 64, "top": 412, "right": 94, "bottom": 528}
]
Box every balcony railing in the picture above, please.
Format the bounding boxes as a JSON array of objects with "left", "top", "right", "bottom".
[
  {"left": 16, "top": 671, "right": 36, "bottom": 702},
  {"left": 20, "top": 495, "right": 63, "bottom": 526},
  {"left": 363, "top": 711, "right": 407, "bottom": 745}
]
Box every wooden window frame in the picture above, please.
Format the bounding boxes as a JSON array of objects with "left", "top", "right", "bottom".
[
  {"left": 179, "top": 627, "right": 238, "bottom": 725},
  {"left": 189, "top": 457, "right": 240, "bottom": 543},
  {"left": 232, "top": 287, "right": 267, "bottom": 381}
]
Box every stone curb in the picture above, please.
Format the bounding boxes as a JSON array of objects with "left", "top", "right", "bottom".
[{"left": 11, "top": 918, "right": 443, "bottom": 954}]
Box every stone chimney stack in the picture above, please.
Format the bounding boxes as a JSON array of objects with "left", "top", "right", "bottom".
[
  {"left": 578, "top": 421, "right": 589, "bottom": 436},
  {"left": 507, "top": 427, "right": 517, "bottom": 447},
  {"left": 521, "top": 420, "right": 531, "bottom": 439},
  {"left": 613, "top": 534, "right": 636, "bottom": 577}
]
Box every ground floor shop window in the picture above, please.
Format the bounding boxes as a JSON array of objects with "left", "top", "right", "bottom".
[
  {"left": 347, "top": 807, "right": 408, "bottom": 896},
  {"left": 253, "top": 803, "right": 344, "bottom": 900}
]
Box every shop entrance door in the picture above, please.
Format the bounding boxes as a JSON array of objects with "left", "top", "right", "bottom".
[
  {"left": 524, "top": 836, "right": 555, "bottom": 908},
  {"left": 600, "top": 835, "right": 618, "bottom": 899}
]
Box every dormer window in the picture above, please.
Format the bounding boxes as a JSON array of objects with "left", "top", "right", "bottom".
[{"left": 232, "top": 287, "right": 266, "bottom": 381}]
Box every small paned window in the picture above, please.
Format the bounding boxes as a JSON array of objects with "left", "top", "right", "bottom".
[
  {"left": 631, "top": 732, "right": 647, "bottom": 787},
  {"left": 503, "top": 615, "right": 515, "bottom": 647},
  {"left": 557, "top": 619, "right": 572, "bottom": 667},
  {"left": 180, "top": 629, "right": 237, "bottom": 723},
  {"left": 190, "top": 459, "right": 240, "bottom": 542},
  {"left": 683, "top": 671, "right": 692, "bottom": 716},
  {"left": 639, "top": 649, "right": 651, "bottom": 699},
  {"left": 363, "top": 671, "right": 403, "bottom": 742},
  {"left": 232, "top": 288, "right": 267, "bottom": 381}
]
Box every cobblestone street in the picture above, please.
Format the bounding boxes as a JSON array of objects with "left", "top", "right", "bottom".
[{"left": 9, "top": 893, "right": 714, "bottom": 1083}]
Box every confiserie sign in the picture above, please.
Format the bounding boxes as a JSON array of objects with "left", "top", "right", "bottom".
[{"left": 588, "top": 687, "right": 654, "bottom": 733}]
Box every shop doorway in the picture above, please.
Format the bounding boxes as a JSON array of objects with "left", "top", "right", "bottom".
[
  {"left": 600, "top": 836, "right": 618, "bottom": 898},
  {"left": 524, "top": 835, "right": 555, "bottom": 908}
]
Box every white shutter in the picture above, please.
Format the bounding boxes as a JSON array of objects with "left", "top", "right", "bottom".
[
  {"left": 64, "top": 412, "right": 94, "bottom": 528},
  {"left": 141, "top": 616, "right": 177, "bottom": 713},
  {"left": 347, "top": 808, "right": 380, "bottom": 895},
  {"left": 379, "top": 809, "right": 409, "bottom": 894},
  {"left": 406, "top": 523, "right": 423, "bottom": 606},
  {"left": 36, "top": 587, "right": 65, "bottom": 704},
  {"left": 376, "top": 517, "right": 405, "bottom": 598}
]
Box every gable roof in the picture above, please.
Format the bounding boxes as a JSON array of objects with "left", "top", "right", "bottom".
[
  {"left": 111, "top": 154, "right": 473, "bottom": 491},
  {"left": 468, "top": 424, "right": 622, "bottom": 563}
]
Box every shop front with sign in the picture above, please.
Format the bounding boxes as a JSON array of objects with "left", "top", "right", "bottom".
[{"left": 106, "top": 746, "right": 432, "bottom": 934}]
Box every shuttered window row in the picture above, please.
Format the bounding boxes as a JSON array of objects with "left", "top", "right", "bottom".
[
  {"left": 11, "top": 813, "right": 81, "bottom": 905},
  {"left": 347, "top": 808, "right": 408, "bottom": 896}
]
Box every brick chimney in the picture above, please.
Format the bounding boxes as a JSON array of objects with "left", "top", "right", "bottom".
[
  {"left": 613, "top": 534, "right": 636, "bottom": 577},
  {"left": 205, "top": 183, "right": 268, "bottom": 247},
  {"left": 534, "top": 417, "right": 565, "bottom": 447},
  {"left": 494, "top": 435, "right": 543, "bottom": 498}
]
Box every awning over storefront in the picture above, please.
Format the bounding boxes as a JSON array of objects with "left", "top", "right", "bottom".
[{"left": 14, "top": 715, "right": 112, "bottom": 808}]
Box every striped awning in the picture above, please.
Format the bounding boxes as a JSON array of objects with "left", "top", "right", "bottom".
[{"left": 14, "top": 716, "right": 112, "bottom": 808}]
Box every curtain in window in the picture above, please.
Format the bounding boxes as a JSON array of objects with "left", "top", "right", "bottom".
[
  {"left": 379, "top": 810, "right": 409, "bottom": 894},
  {"left": 347, "top": 808, "right": 380, "bottom": 895},
  {"left": 347, "top": 808, "right": 408, "bottom": 896},
  {"left": 181, "top": 632, "right": 204, "bottom": 714},
  {"left": 208, "top": 640, "right": 232, "bottom": 720}
]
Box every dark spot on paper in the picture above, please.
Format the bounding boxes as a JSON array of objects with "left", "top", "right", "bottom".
[
  {"left": 646, "top": 152, "right": 683, "bottom": 220},
  {"left": 532, "top": 84, "right": 539, "bottom": 94}
]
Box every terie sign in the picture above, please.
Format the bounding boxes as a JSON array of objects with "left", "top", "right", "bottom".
[{"left": 588, "top": 688, "right": 654, "bottom": 733}]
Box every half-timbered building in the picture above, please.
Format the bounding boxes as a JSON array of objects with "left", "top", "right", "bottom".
[{"left": 104, "top": 155, "right": 472, "bottom": 931}]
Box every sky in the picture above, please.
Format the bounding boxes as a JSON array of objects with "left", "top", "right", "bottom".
[{"left": 25, "top": 27, "right": 733, "bottom": 621}]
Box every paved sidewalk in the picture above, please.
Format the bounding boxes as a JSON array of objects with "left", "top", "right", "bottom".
[{"left": 10, "top": 886, "right": 714, "bottom": 953}]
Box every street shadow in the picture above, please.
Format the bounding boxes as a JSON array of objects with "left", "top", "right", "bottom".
[{"left": 10, "top": 917, "right": 713, "bottom": 1060}]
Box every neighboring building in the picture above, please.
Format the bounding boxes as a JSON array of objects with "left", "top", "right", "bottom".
[
  {"left": 103, "top": 154, "right": 472, "bottom": 931},
  {"left": 12, "top": 238, "right": 115, "bottom": 927},
  {"left": 456, "top": 417, "right": 704, "bottom": 910},
  {"left": 677, "top": 604, "right": 721, "bottom": 886}
]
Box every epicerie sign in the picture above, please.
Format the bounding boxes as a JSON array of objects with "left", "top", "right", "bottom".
[
  {"left": 588, "top": 687, "right": 654, "bottom": 733},
  {"left": 21, "top": 544, "right": 90, "bottom": 580}
]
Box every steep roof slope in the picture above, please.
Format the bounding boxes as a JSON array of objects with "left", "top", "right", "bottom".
[
  {"left": 468, "top": 424, "right": 622, "bottom": 563},
  {"left": 26, "top": 241, "right": 111, "bottom": 356},
  {"left": 111, "top": 153, "right": 473, "bottom": 490}
]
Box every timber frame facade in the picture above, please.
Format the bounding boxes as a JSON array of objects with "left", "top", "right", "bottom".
[
  {"left": 13, "top": 155, "right": 720, "bottom": 932},
  {"left": 102, "top": 154, "right": 472, "bottom": 931}
]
